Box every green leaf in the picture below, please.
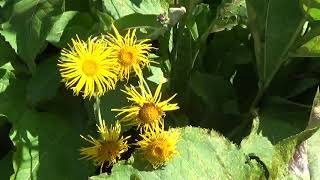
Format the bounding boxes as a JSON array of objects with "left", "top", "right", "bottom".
[
  {"left": 190, "top": 72, "right": 235, "bottom": 105},
  {"left": 286, "top": 78, "right": 319, "bottom": 98},
  {"left": 147, "top": 66, "right": 166, "bottom": 84},
  {"left": 52, "top": 12, "right": 98, "bottom": 48},
  {"left": 0, "top": 151, "right": 13, "bottom": 179},
  {"left": 293, "top": 35, "right": 320, "bottom": 57},
  {"left": 270, "top": 127, "right": 319, "bottom": 179},
  {"left": 98, "top": 84, "right": 128, "bottom": 126},
  {"left": 103, "top": 0, "right": 169, "bottom": 19},
  {"left": 10, "top": 110, "right": 93, "bottom": 180},
  {"left": 0, "top": 0, "right": 5, "bottom": 7},
  {"left": 241, "top": 118, "right": 274, "bottom": 171},
  {"left": 91, "top": 127, "right": 265, "bottom": 179},
  {"left": 259, "top": 96, "right": 310, "bottom": 143},
  {"left": 0, "top": 0, "right": 64, "bottom": 73},
  {"left": 46, "top": 11, "right": 78, "bottom": 44},
  {"left": 186, "top": 3, "right": 211, "bottom": 40},
  {"left": 211, "top": 0, "right": 247, "bottom": 33},
  {"left": 247, "top": 0, "right": 306, "bottom": 88},
  {"left": 0, "top": 35, "right": 17, "bottom": 66},
  {"left": 261, "top": 0, "right": 305, "bottom": 87},
  {"left": 245, "top": 0, "right": 267, "bottom": 83},
  {"left": 114, "top": 13, "right": 167, "bottom": 39},
  {"left": 0, "top": 62, "right": 14, "bottom": 94},
  {"left": 0, "top": 74, "right": 94, "bottom": 179},
  {"left": 300, "top": 0, "right": 320, "bottom": 21},
  {"left": 26, "top": 55, "right": 60, "bottom": 106},
  {"left": 170, "top": 28, "right": 195, "bottom": 97}
]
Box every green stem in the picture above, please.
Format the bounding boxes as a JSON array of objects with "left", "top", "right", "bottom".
[{"left": 95, "top": 96, "right": 103, "bottom": 125}]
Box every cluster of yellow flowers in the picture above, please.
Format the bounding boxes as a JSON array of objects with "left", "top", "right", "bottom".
[{"left": 58, "top": 24, "right": 180, "bottom": 170}]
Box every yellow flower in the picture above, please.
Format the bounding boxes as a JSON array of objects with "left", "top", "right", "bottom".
[
  {"left": 79, "top": 121, "right": 130, "bottom": 168},
  {"left": 105, "top": 24, "right": 154, "bottom": 81},
  {"left": 136, "top": 123, "right": 180, "bottom": 168},
  {"left": 112, "top": 81, "right": 179, "bottom": 131},
  {"left": 58, "top": 36, "right": 119, "bottom": 98}
]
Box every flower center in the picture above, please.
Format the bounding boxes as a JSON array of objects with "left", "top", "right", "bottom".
[
  {"left": 138, "top": 103, "right": 161, "bottom": 124},
  {"left": 99, "top": 141, "right": 119, "bottom": 157},
  {"left": 82, "top": 60, "right": 98, "bottom": 76},
  {"left": 153, "top": 145, "right": 164, "bottom": 157},
  {"left": 118, "top": 47, "right": 136, "bottom": 66}
]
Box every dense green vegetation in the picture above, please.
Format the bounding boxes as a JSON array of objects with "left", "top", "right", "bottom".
[{"left": 1, "top": 0, "right": 320, "bottom": 179}]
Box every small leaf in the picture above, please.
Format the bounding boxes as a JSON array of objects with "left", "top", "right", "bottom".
[
  {"left": 300, "top": 0, "right": 320, "bottom": 21},
  {"left": 0, "top": 34, "right": 17, "bottom": 66},
  {"left": 113, "top": 13, "right": 167, "bottom": 39},
  {"left": 293, "top": 35, "right": 320, "bottom": 57},
  {"left": 0, "top": 62, "right": 14, "bottom": 93},
  {"left": 147, "top": 66, "right": 166, "bottom": 84},
  {"left": 211, "top": 0, "right": 247, "bottom": 32}
]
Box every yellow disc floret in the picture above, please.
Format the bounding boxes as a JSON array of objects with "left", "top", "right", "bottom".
[{"left": 138, "top": 103, "right": 162, "bottom": 124}]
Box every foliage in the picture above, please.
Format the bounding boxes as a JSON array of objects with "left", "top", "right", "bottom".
[{"left": 0, "top": 0, "right": 320, "bottom": 179}]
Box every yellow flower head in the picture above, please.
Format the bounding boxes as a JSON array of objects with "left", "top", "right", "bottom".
[
  {"left": 58, "top": 36, "right": 119, "bottom": 99},
  {"left": 105, "top": 24, "right": 154, "bottom": 81},
  {"left": 80, "top": 121, "right": 130, "bottom": 167},
  {"left": 136, "top": 123, "right": 180, "bottom": 168},
  {"left": 112, "top": 81, "right": 179, "bottom": 131}
]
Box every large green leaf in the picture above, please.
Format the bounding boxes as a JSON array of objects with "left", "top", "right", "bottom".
[
  {"left": 0, "top": 76, "right": 94, "bottom": 179},
  {"left": 261, "top": 0, "right": 305, "bottom": 87},
  {"left": 247, "top": 0, "right": 306, "bottom": 88},
  {"left": 10, "top": 109, "right": 93, "bottom": 180},
  {"left": 91, "top": 127, "right": 265, "bottom": 179},
  {"left": 103, "top": 0, "right": 169, "bottom": 19},
  {"left": 26, "top": 55, "right": 61, "bottom": 106},
  {"left": 0, "top": 0, "right": 64, "bottom": 73},
  {"left": 245, "top": 0, "right": 267, "bottom": 83}
]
